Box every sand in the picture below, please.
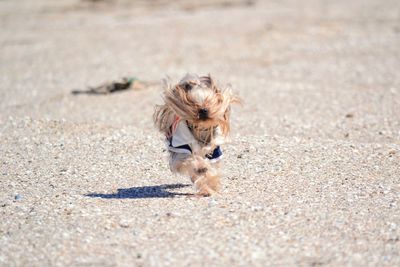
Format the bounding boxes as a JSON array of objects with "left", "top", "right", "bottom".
[{"left": 1, "top": 0, "right": 399, "bottom": 266}]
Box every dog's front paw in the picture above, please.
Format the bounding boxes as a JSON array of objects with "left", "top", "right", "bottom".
[
  {"left": 192, "top": 172, "right": 220, "bottom": 197},
  {"left": 195, "top": 187, "right": 213, "bottom": 197}
]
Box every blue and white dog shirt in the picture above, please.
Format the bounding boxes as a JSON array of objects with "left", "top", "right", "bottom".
[{"left": 167, "top": 118, "right": 223, "bottom": 162}]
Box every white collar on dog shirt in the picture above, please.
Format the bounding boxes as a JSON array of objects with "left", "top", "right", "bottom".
[{"left": 170, "top": 120, "right": 197, "bottom": 148}]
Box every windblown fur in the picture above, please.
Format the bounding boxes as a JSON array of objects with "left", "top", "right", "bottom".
[{"left": 153, "top": 74, "right": 240, "bottom": 196}]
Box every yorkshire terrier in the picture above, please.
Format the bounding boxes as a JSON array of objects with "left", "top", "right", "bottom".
[{"left": 153, "top": 74, "right": 240, "bottom": 196}]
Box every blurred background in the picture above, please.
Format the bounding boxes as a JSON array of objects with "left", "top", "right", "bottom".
[
  {"left": 0, "top": 0, "right": 400, "bottom": 140},
  {"left": 1, "top": 0, "right": 399, "bottom": 141}
]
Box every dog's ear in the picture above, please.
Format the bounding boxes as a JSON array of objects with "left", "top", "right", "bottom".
[
  {"left": 153, "top": 104, "right": 174, "bottom": 134},
  {"left": 224, "top": 84, "right": 242, "bottom": 105},
  {"left": 200, "top": 75, "right": 220, "bottom": 92}
]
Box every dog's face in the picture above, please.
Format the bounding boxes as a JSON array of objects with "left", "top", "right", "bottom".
[{"left": 164, "top": 74, "right": 239, "bottom": 134}]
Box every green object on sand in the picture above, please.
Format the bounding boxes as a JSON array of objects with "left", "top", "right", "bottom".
[{"left": 71, "top": 76, "right": 140, "bottom": 95}]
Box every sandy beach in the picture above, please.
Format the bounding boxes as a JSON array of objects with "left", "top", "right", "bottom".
[{"left": 1, "top": 0, "right": 399, "bottom": 266}]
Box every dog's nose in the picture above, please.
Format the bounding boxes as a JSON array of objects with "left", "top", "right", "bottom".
[{"left": 198, "top": 108, "right": 209, "bottom": 120}]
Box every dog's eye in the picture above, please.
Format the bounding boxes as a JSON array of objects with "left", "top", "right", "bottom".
[{"left": 184, "top": 83, "right": 192, "bottom": 91}]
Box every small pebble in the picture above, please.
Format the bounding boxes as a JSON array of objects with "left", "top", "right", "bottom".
[
  {"left": 119, "top": 221, "right": 130, "bottom": 228},
  {"left": 251, "top": 205, "right": 263, "bottom": 212},
  {"left": 209, "top": 199, "right": 218, "bottom": 207}
]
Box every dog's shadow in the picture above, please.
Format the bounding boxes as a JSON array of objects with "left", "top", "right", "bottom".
[{"left": 85, "top": 183, "right": 193, "bottom": 199}]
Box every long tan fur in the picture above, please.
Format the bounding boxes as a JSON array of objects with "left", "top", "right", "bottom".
[
  {"left": 153, "top": 74, "right": 240, "bottom": 196},
  {"left": 154, "top": 75, "right": 240, "bottom": 137}
]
